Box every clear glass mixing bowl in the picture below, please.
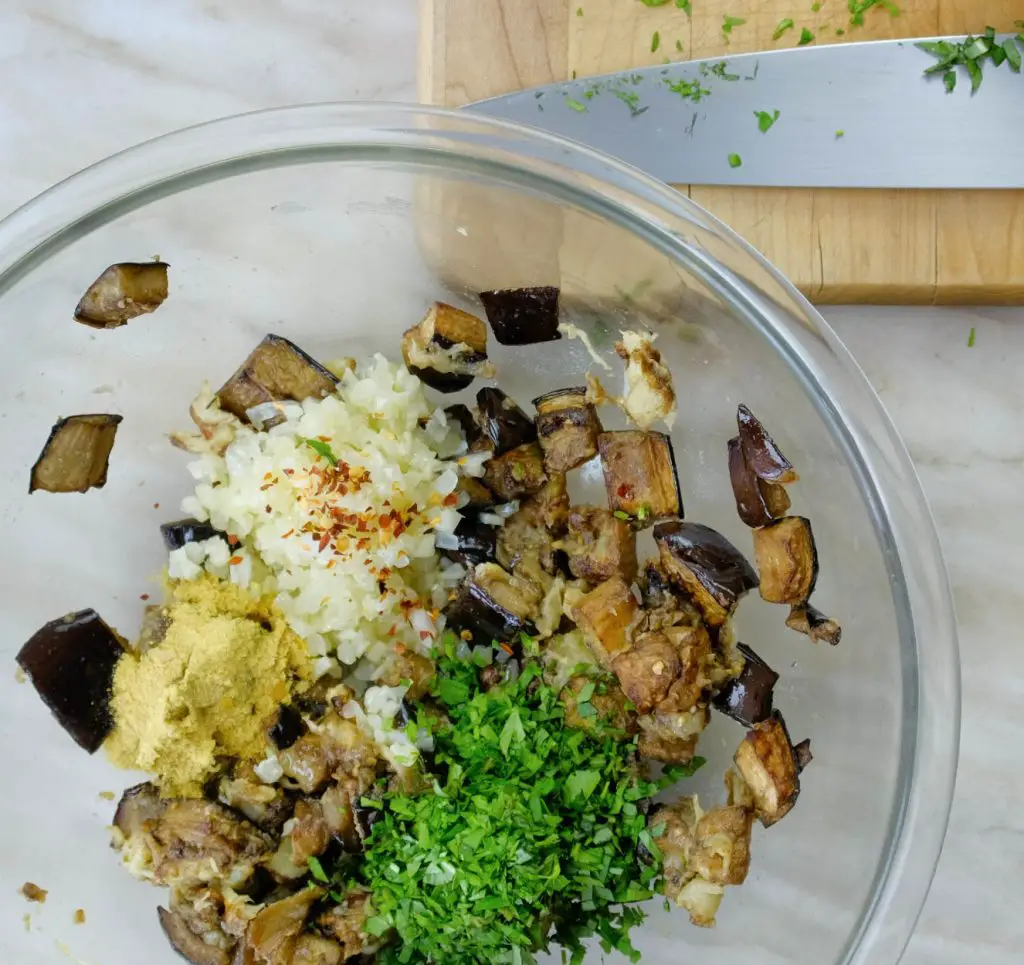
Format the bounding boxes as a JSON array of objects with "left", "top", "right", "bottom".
[{"left": 0, "top": 105, "right": 958, "bottom": 965}]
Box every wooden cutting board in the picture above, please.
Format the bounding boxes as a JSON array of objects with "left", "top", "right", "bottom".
[{"left": 419, "top": 0, "right": 1024, "bottom": 304}]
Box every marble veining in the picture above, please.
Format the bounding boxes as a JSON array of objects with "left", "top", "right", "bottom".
[{"left": 0, "top": 2, "right": 1022, "bottom": 963}]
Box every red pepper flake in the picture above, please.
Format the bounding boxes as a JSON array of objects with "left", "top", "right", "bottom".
[
  {"left": 500, "top": 642, "right": 514, "bottom": 655},
  {"left": 395, "top": 643, "right": 408, "bottom": 656},
  {"left": 263, "top": 472, "right": 273, "bottom": 480},
  {"left": 419, "top": 630, "right": 433, "bottom": 641},
  {"left": 139, "top": 593, "right": 150, "bottom": 602},
  {"left": 260, "top": 482, "right": 274, "bottom": 491},
  {"left": 265, "top": 505, "right": 272, "bottom": 514},
  {"left": 283, "top": 468, "right": 294, "bottom": 476},
  {"left": 326, "top": 559, "right": 337, "bottom": 569},
  {"left": 152, "top": 502, "right": 160, "bottom": 510},
  {"left": 460, "top": 629, "right": 474, "bottom": 642},
  {"left": 229, "top": 555, "right": 244, "bottom": 565},
  {"left": 387, "top": 625, "right": 398, "bottom": 637},
  {"left": 318, "top": 532, "right": 331, "bottom": 552},
  {"left": 281, "top": 529, "right": 295, "bottom": 539},
  {"left": 227, "top": 534, "right": 239, "bottom": 546},
  {"left": 443, "top": 493, "right": 459, "bottom": 506}
]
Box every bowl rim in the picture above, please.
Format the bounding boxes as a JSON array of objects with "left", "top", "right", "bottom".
[{"left": 0, "top": 102, "right": 960, "bottom": 965}]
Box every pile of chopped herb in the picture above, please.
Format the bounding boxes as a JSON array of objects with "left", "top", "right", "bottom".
[
  {"left": 350, "top": 638, "right": 701, "bottom": 965},
  {"left": 918, "top": 25, "right": 1024, "bottom": 94}
]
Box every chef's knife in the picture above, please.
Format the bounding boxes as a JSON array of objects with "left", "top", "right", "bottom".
[{"left": 467, "top": 37, "right": 1023, "bottom": 189}]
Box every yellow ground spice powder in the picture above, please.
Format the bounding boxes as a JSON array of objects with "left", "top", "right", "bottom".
[{"left": 105, "top": 575, "right": 309, "bottom": 797}]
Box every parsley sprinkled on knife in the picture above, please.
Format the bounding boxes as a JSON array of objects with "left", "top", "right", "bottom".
[
  {"left": 755, "top": 109, "right": 781, "bottom": 132},
  {"left": 302, "top": 437, "right": 338, "bottom": 466},
  {"left": 728, "top": 153, "right": 743, "bottom": 168},
  {"left": 353, "top": 640, "right": 704, "bottom": 965},
  {"left": 918, "top": 27, "right": 1024, "bottom": 94},
  {"left": 773, "top": 18, "right": 795, "bottom": 40},
  {"left": 968, "top": 326, "right": 976, "bottom": 347},
  {"left": 651, "top": 30, "right": 661, "bottom": 53},
  {"left": 566, "top": 96, "right": 588, "bottom": 112},
  {"left": 722, "top": 15, "right": 747, "bottom": 37}
]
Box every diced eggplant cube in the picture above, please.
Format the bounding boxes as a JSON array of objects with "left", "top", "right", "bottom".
[
  {"left": 786, "top": 603, "right": 842, "bottom": 646},
  {"left": 728, "top": 436, "right": 791, "bottom": 528},
  {"left": 479, "top": 286, "right": 560, "bottom": 345},
  {"left": 615, "top": 331, "right": 677, "bottom": 430},
  {"left": 446, "top": 563, "right": 541, "bottom": 644},
  {"left": 689, "top": 805, "right": 754, "bottom": 887},
  {"left": 753, "top": 516, "right": 818, "bottom": 604},
  {"left": 598, "top": 430, "right": 681, "bottom": 527},
  {"left": 654, "top": 521, "right": 759, "bottom": 627},
  {"left": 712, "top": 642, "right": 779, "bottom": 727},
  {"left": 793, "top": 738, "right": 813, "bottom": 772},
  {"left": 571, "top": 576, "right": 639, "bottom": 669},
  {"left": 159, "top": 517, "right": 220, "bottom": 551},
  {"left": 638, "top": 730, "right": 700, "bottom": 764},
  {"left": 564, "top": 506, "right": 638, "bottom": 585},
  {"left": 533, "top": 386, "right": 602, "bottom": 473},
  {"left": 483, "top": 442, "right": 548, "bottom": 501},
  {"left": 217, "top": 334, "right": 338, "bottom": 420},
  {"left": 158, "top": 906, "right": 229, "bottom": 965},
  {"left": 477, "top": 387, "right": 537, "bottom": 455},
  {"left": 612, "top": 631, "right": 681, "bottom": 714},
  {"left": 737, "top": 404, "right": 798, "bottom": 485},
  {"left": 268, "top": 704, "right": 305, "bottom": 750},
  {"left": 74, "top": 262, "right": 169, "bottom": 329},
  {"left": 733, "top": 711, "right": 801, "bottom": 827},
  {"left": 16, "top": 609, "right": 125, "bottom": 752},
  {"left": 402, "top": 302, "right": 492, "bottom": 393},
  {"left": 441, "top": 516, "right": 497, "bottom": 568},
  {"left": 29, "top": 414, "right": 122, "bottom": 494}
]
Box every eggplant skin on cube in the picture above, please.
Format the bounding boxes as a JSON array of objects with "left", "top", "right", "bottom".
[
  {"left": 217, "top": 334, "right": 339, "bottom": 420},
  {"left": 446, "top": 563, "right": 540, "bottom": 644},
  {"left": 533, "top": 386, "right": 602, "bottom": 474},
  {"left": 598, "top": 430, "right": 682, "bottom": 527},
  {"left": 712, "top": 643, "right": 779, "bottom": 727},
  {"left": 477, "top": 388, "right": 537, "bottom": 455},
  {"left": 654, "top": 521, "right": 759, "bottom": 627},
  {"left": 753, "top": 516, "right": 818, "bottom": 605},
  {"left": 571, "top": 576, "right": 639, "bottom": 669},
  {"left": 733, "top": 711, "right": 803, "bottom": 827},
  {"left": 479, "top": 286, "right": 561, "bottom": 346},
  {"left": 402, "top": 302, "right": 494, "bottom": 394},
  {"left": 159, "top": 518, "right": 221, "bottom": 551},
  {"left": 16, "top": 609, "right": 126, "bottom": 752},
  {"left": 785, "top": 602, "right": 841, "bottom": 646},
  {"left": 727, "top": 436, "right": 791, "bottom": 529},
  {"left": 440, "top": 516, "right": 498, "bottom": 568},
  {"left": 74, "top": 261, "right": 169, "bottom": 329},
  {"left": 29, "top": 414, "right": 123, "bottom": 495},
  {"left": 483, "top": 442, "right": 548, "bottom": 501},
  {"left": 736, "top": 404, "right": 798, "bottom": 485}
]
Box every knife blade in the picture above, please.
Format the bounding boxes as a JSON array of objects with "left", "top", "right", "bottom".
[{"left": 466, "top": 37, "right": 1023, "bottom": 189}]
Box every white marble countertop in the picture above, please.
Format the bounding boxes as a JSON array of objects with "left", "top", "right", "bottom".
[{"left": 1, "top": 2, "right": 1020, "bottom": 963}]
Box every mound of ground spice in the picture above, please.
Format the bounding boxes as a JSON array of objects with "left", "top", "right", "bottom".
[{"left": 105, "top": 575, "right": 309, "bottom": 797}]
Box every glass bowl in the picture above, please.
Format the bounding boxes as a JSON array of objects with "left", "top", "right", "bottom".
[{"left": 0, "top": 105, "right": 958, "bottom": 965}]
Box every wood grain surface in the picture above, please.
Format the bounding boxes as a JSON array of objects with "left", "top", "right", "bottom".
[{"left": 419, "top": 0, "right": 1023, "bottom": 304}]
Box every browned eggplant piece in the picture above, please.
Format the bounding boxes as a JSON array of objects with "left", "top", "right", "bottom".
[
  {"left": 654, "top": 521, "right": 759, "bottom": 627},
  {"left": 733, "top": 711, "right": 801, "bottom": 827},
  {"left": 533, "top": 386, "right": 602, "bottom": 473},
  {"left": 457, "top": 476, "right": 496, "bottom": 509},
  {"left": 160, "top": 517, "right": 221, "bottom": 551},
  {"left": 612, "top": 631, "right": 681, "bottom": 715},
  {"left": 441, "top": 516, "right": 497, "bottom": 568},
  {"left": 563, "top": 506, "right": 638, "bottom": 584},
  {"left": 244, "top": 886, "right": 323, "bottom": 964},
  {"left": 445, "top": 403, "right": 490, "bottom": 452},
  {"left": 753, "top": 516, "right": 818, "bottom": 605},
  {"left": 290, "top": 798, "right": 331, "bottom": 865},
  {"left": 29, "top": 414, "right": 122, "bottom": 494},
  {"left": 479, "top": 286, "right": 560, "bottom": 345},
  {"left": 268, "top": 704, "right": 305, "bottom": 750},
  {"left": 598, "top": 430, "right": 681, "bottom": 527},
  {"left": 317, "top": 889, "right": 373, "bottom": 960},
  {"left": 16, "top": 609, "right": 125, "bottom": 752},
  {"left": 727, "top": 436, "right": 791, "bottom": 528},
  {"left": 571, "top": 576, "right": 639, "bottom": 668},
  {"left": 561, "top": 675, "right": 638, "bottom": 736},
  {"left": 477, "top": 387, "right": 537, "bottom": 455},
  {"left": 483, "top": 442, "right": 548, "bottom": 501},
  {"left": 377, "top": 649, "right": 436, "bottom": 702},
  {"left": 158, "top": 906, "right": 231, "bottom": 965},
  {"left": 446, "top": 563, "right": 541, "bottom": 644},
  {"left": 711, "top": 643, "right": 778, "bottom": 727},
  {"left": 401, "top": 302, "right": 492, "bottom": 393},
  {"left": 217, "top": 334, "right": 338, "bottom": 420},
  {"left": 615, "top": 331, "right": 677, "bottom": 430},
  {"left": 786, "top": 603, "right": 842, "bottom": 646},
  {"left": 74, "top": 261, "right": 169, "bottom": 329},
  {"left": 496, "top": 474, "right": 568, "bottom": 580},
  {"left": 793, "top": 738, "right": 813, "bottom": 772},
  {"left": 737, "top": 404, "right": 798, "bottom": 485}
]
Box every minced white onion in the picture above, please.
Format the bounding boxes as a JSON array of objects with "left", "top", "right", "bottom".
[
  {"left": 254, "top": 754, "right": 284, "bottom": 784},
  {"left": 245, "top": 400, "right": 303, "bottom": 430},
  {"left": 434, "top": 531, "right": 460, "bottom": 551},
  {"left": 493, "top": 500, "right": 520, "bottom": 517},
  {"left": 457, "top": 450, "right": 491, "bottom": 478},
  {"left": 478, "top": 512, "right": 504, "bottom": 527}
]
